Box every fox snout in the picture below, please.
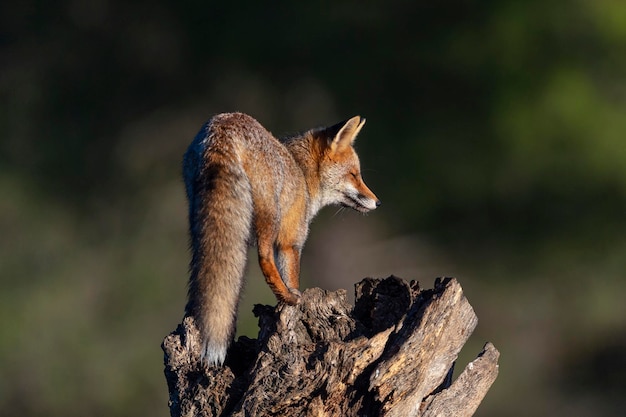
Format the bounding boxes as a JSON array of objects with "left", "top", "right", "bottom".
[
  {"left": 355, "top": 189, "right": 381, "bottom": 212},
  {"left": 344, "top": 177, "right": 380, "bottom": 213},
  {"left": 353, "top": 193, "right": 380, "bottom": 212}
]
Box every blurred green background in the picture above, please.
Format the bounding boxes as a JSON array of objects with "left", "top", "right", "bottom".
[{"left": 2, "top": 1, "right": 625, "bottom": 416}]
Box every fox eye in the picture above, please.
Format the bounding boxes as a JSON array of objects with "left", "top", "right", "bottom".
[{"left": 350, "top": 172, "right": 358, "bottom": 179}]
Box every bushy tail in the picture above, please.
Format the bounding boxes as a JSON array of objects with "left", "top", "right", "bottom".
[{"left": 183, "top": 135, "right": 252, "bottom": 366}]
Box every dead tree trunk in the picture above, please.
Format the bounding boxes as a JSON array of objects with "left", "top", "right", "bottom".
[{"left": 162, "top": 276, "right": 499, "bottom": 417}]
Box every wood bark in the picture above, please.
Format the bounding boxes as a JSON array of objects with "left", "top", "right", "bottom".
[{"left": 162, "top": 276, "right": 499, "bottom": 416}]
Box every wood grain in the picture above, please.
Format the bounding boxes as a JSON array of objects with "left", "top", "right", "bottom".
[{"left": 162, "top": 276, "right": 499, "bottom": 416}]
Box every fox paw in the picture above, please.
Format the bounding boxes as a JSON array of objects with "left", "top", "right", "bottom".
[{"left": 283, "top": 288, "right": 302, "bottom": 305}]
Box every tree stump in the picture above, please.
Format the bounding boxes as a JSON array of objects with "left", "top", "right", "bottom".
[{"left": 162, "top": 276, "right": 499, "bottom": 416}]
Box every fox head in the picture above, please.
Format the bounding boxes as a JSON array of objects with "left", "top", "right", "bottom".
[{"left": 318, "top": 116, "right": 380, "bottom": 213}]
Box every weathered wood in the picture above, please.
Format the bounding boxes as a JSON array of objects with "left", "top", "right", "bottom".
[
  {"left": 162, "top": 276, "right": 499, "bottom": 416},
  {"left": 420, "top": 342, "right": 500, "bottom": 417}
]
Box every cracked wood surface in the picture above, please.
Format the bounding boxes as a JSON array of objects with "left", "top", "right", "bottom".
[{"left": 162, "top": 276, "right": 499, "bottom": 416}]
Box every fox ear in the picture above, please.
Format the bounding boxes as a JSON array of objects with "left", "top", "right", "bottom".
[{"left": 329, "top": 116, "right": 366, "bottom": 155}]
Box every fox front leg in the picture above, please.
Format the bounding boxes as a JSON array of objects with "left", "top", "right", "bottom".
[
  {"left": 257, "top": 238, "right": 301, "bottom": 305},
  {"left": 276, "top": 244, "right": 302, "bottom": 296}
]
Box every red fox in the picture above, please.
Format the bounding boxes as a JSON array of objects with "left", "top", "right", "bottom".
[{"left": 183, "top": 112, "right": 380, "bottom": 366}]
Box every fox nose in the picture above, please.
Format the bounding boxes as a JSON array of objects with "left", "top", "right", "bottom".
[{"left": 375, "top": 200, "right": 381, "bottom": 207}]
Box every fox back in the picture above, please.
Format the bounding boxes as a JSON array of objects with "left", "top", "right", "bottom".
[{"left": 183, "top": 112, "right": 379, "bottom": 366}]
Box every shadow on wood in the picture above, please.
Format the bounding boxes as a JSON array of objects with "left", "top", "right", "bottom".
[{"left": 162, "top": 276, "right": 499, "bottom": 416}]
